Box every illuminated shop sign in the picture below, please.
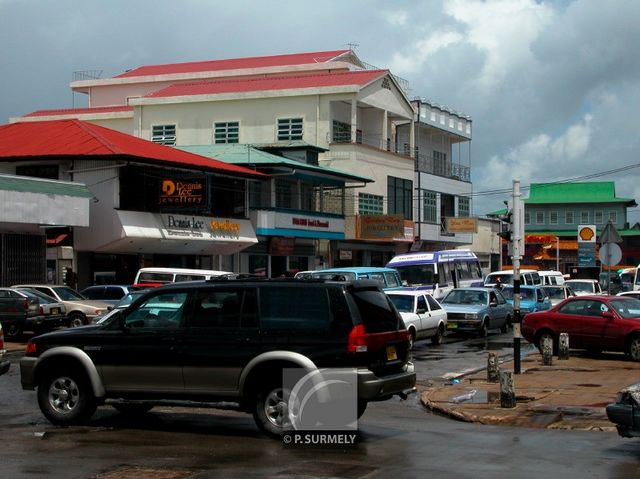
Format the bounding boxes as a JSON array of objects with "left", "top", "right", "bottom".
[
  {"left": 161, "top": 214, "right": 242, "bottom": 239},
  {"left": 159, "top": 178, "right": 205, "bottom": 205}
]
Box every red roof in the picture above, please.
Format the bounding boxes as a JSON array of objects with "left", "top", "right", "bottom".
[
  {"left": 0, "top": 120, "right": 263, "bottom": 178},
  {"left": 23, "top": 106, "right": 133, "bottom": 118},
  {"left": 114, "top": 50, "right": 351, "bottom": 79},
  {"left": 146, "top": 70, "right": 388, "bottom": 99}
]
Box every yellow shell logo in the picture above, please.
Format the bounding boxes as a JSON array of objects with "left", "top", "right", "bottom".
[{"left": 579, "top": 227, "right": 594, "bottom": 241}]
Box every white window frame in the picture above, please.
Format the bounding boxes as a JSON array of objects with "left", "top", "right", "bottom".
[
  {"left": 277, "top": 117, "right": 303, "bottom": 141},
  {"left": 609, "top": 211, "right": 617, "bottom": 223},
  {"left": 151, "top": 124, "right": 176, "bottom": 146},
  {"left": 549, "top": 211, "right": 558, "bottom": 225},
  {"left": 524, "top": 212, "right": 531, "bottom": 225},
  {"left": 458, "top": 196, "right": 470, "bottom": 217},
  {"left": 536, "top": 211, "right": 544, "bottom": 225},
  {"left": 423, "top": 190, "right": 438, "bottom": 223},
  {"left": 581, "top": 211, "right": 590, "bottom": 223},
  {"left": 565, "top": 211, "right": 574, "bottom": 225},
  {"left": 594, "top": 210, "right": 603, "bottom": 224},
  {"left": 214, "top": 121, "right": 239, "bottom": 144}
]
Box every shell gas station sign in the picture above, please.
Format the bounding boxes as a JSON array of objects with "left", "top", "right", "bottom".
[{"left": 578, "top": 224, "right": 596, "bottom": 266}]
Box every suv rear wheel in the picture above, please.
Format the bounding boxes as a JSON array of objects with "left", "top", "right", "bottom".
[
  {"left": 37, "top": 367, "right": 96, "bottom": 426},
  {"left": 253, "top": 382, "right": 292, "bottom": 437}
]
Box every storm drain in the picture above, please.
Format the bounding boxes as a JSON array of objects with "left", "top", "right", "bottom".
[{"left": 92, "top": 467, "right": 195, "bottom": 479}]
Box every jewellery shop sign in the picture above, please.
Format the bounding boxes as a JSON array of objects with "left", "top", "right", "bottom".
[{"left": 160, "top": 214, "right": 242, "bottom": 240}]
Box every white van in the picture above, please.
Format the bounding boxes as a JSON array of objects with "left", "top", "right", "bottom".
[
  {"left": 134, "top": 267, "right": 232, "bottom": 286},
  {"left": 483, "top": 269, "right": 541, "bottom": 287},
  {"left": 537, "top": 270, "right": 565, "bottom": 286}
]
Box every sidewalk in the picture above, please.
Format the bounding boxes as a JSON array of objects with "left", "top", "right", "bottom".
[{"left": 421, "top": 353, "right": 640, "bottom": 432}]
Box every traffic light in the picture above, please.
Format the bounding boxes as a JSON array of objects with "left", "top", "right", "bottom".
[{"left": 497, "top": 208, "right": 513, "bottom": 242}]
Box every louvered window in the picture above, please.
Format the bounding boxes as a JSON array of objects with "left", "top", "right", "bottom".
[
  {"left": 278, "top": 118, "right": 303, "bottom": 141},
  {"left": 214, "top": 122, "right": 239, "bottom": 144},
  {"left": 152, "top": 125, "right": 176, "bottom": 146}
]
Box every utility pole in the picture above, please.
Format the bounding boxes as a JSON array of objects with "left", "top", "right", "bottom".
[{"left": 511, "top": 180, "right": 524, "bottom": 374}]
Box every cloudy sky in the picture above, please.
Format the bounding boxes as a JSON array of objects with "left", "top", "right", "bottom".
[{"left": 2, "top": 0, "right": 639, "bottom": 220}]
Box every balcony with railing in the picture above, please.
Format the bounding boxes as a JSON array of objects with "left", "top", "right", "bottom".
[
  {"left": 416, "top": 153, "right": 470, "bottom": 182},
  {"left": 329, "top": 129, "right": 410, "bottom": 156}
]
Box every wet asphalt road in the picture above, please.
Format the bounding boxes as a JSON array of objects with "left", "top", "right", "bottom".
[{"left": 1, "top": 331, "right": 639, "bottom": 479}]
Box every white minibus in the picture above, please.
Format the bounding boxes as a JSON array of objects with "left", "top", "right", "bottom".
[{"left": 134, "top": 267, "right": 232, "bottom": 286}]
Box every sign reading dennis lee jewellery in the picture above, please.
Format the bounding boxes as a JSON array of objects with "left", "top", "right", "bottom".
[{"left": 159, "top": 178, "right": 206, "bottom": 206}]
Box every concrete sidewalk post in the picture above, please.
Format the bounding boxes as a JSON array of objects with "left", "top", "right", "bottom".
[
  {"left": 542, "top": 336, "right": 553, "bottom": 366},
  {"left": 559, "top": 333, "right": 570, "bottom": 360},
  {"left": 487, "top": 352, "right": 499, "bottom": 383},
  {"left": 500, "top": 370, "right": 516, "bottom": 408}
]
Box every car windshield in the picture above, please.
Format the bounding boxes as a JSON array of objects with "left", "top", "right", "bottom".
[
  {"left": 114, "top": 291, "right": 145, "bottom": 309},
  {"left": 610, "top": 298, "right": 640, "bottom": 319},
  {"left": 19, "top": 289, "right": 55, "bottom": 304},
  {"left": 393, "top": 264, "right": 435, "bottom": 286},
  {"left": 501, "top": 288, "right": 535, "bottom": 300},
  {"left": 442, "top": 290, "right": 487, "bottom": 305},
  {"left": 484, "top": 273, "right": 514, "bottom": 286},
  {"left": 387, "top": 294, "right": 414, "bottom": 313},
  {"left": 567, "top": 282, "right": 593, "bottom": 293},
  {"left": 544, "top": 287, "right": 566, "bottom": 299},
  {"left": 311, "top": 272, "right": 357, "bottom": 281},
  {"left": 51, "top": 286, "right": 86, "bottom": 301}
]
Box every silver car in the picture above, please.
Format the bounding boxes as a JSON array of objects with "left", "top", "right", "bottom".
[{"left": 440, "top": 287, "right": 513, "bottom": 337}]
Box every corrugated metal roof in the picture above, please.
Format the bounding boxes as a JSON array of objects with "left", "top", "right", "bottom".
[
  {"left": 114, "top": 50, "right": 351, "bottom": 78},
  {"left": 0, "top": 120, "right": 264, "bottom": 178},
  {"left": 22, "top": 106, "right": 133, "bottom": 118},
  {"left": 178, "top": 144, "right": 372, "bottom": 184},
  {"left": 0, "top": 173, "right": 93, "bottom": 197},
  {"left": 145, "top": 70, "right": 388, "bottom": 99},
  {"left": 526, "top": 182, "right": 636, "bottom": 205}
]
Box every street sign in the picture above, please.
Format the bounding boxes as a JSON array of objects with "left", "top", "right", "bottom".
[
  {"left": 599, "top": 243, "right": 622, "bottom": 266},
  {"left": 599, "top": 221, "right": 622, "bottom": 244}
]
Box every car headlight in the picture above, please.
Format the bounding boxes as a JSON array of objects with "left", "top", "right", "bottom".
[{"left": 464, "top": 313, "right": 478, "bottom": 320}]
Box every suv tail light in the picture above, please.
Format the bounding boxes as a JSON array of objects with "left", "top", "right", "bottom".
[
  {"left": 22, "top": 299, "right": 29, "bottom": 311},
  {"left": 25, "top": 341, "right": 37, "bottom": 356},
  {"left": 0, "top": 328, "right": 4, "bottom": 350},
  {"left": 39, "top": 306, "right": 44, "bottom": 315},
  {"left": 347, "top": 324, "right": 410, "bottom": 353}
]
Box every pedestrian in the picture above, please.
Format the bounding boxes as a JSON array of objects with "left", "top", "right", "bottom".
[
  {"left": 65, "top": 267, "right": 78, "bottom": 290},
  {"left": 495, "top": 276, "right": 503, "bottom": 290}
]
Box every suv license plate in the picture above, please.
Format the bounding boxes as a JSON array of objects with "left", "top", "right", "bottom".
[
  {"left": 386, "top": 345, "right": 398, "bottom": 361},
  {"left": 447, "top": 323, "right": 458, "bottom": 329}
]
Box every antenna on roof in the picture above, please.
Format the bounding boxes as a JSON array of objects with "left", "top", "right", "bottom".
[{"left": 346, "top": 42, "right": 359, "bottom": 52}]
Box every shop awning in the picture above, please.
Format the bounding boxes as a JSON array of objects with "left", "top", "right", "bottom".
[{"left": 74, "top": 210, "right": 258, "bottom": 255}]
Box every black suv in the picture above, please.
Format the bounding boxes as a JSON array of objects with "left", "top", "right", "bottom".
[{"left": 20, "top": 279, "right": 415, "bottom": 436}]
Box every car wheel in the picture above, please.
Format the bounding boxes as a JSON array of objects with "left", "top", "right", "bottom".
[
  {"left": 68, "top": 313, "right": 86, "bottom": 328},
  {"left": 37, "top": 367, "right": 96, "bottom": 426},
  {"left": 628, "top": 336, "right": 640, "bottom": 362},
  {"left": 4, "top": 322, "right": 23, "bottom": 340},
  {"left": 536, "top": 331, "right": 556, "bottom": 354},
  {"left": 431, "top": 324, "right": 444, "bottom": 345},
  {"left": 408, "top": 329, "right": 416, "bottom": 349},
  {"left": 112, "top": 403, "right": 154, "bottom": 415},
  {"left": 479, "top": 320, "right": 489, "bottom": 338},
  {"left": 253, "top": 382, "right": 292, "bottom": 437}
]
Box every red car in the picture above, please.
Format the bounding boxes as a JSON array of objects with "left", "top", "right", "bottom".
[{"left": 521, "top": 295, "right": 640, "bottom": 361}]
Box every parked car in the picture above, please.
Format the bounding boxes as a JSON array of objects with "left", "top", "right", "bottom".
[
  {"left": 606, "top": 382, "right": 640, "bottom": 438},
  {"left": 617, "top": 291, "right": 640, "bottom": 300},
  {"left": 0, "top": 288, "right": 30, "bottom": 339},
  {"left": 440, "top": 287, "right": 513, "bottom": 337},
  {"left": 20, "top": 278, "right": 416, "bottom": 437},
  {"left": 483, "top": 269, "right": 541, "bottom": 288},
  {"left": 521, "top": 295, "right": 640, "bottom": 360},
  {"left": 79, "top": 285, "right": 134, "bottom": 305},
  {"left": 11, "top": 288, "right": 66, "bottom": 335},
  {"left": 543, "top": 285, "right": 577, "bottom": 306},
  {"left": 501, "top": 285, "right": 552, "bottom": 316},
  {"left": 386, "top": 290, "right": 448, "bottom": 348},
  {"left": 565, "top": 279, "right": 604, "bottom": 296},
  {"left": 12, "top": 284, "right": 110, "bottom": 327},
  {"left": 0, "top": 322, "right": 9, "bottom": 375},
  {"left": 309, "top": 267, "right": 403, "bottom": 290}
]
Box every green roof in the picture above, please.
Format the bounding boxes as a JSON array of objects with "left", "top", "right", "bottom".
[
  {"left": 525, "top": 182, "right": 636, "bottom": 206},
  {"left": 178, "top": 144, "right": 372, "bottom": 184},
  {"left": 0, "top": 174, "right": 93, "bottom": 198}
]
